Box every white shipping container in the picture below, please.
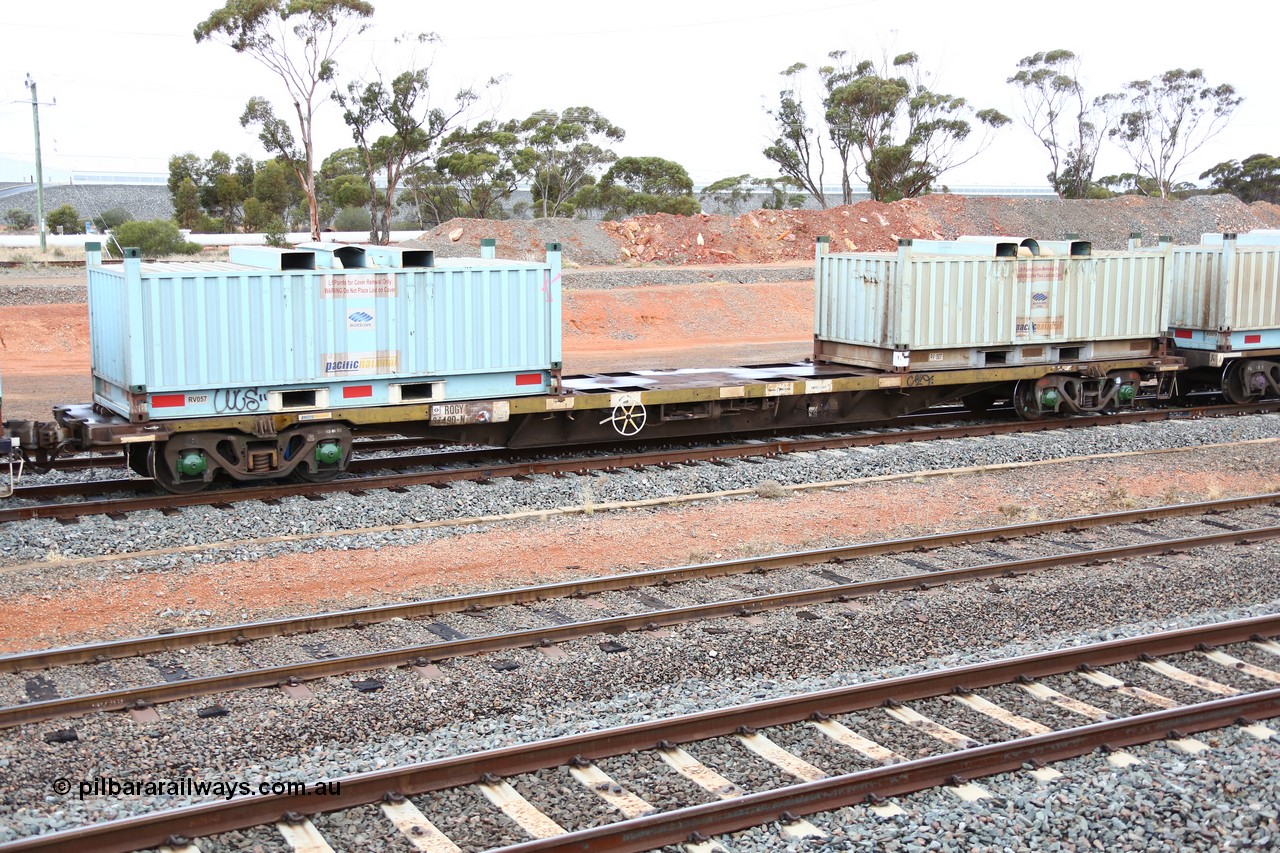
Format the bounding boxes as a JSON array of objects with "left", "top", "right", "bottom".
[
  {"left": 814, "top": 239, "right": 1166, "bottom": 370},
  {"left": 1166, "top": 240, "right": 1280, "bottom": 341}
]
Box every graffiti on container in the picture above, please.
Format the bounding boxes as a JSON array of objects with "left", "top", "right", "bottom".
[
  {"left": 541, "top": 271, "right": 561, "bottom": 304},
  {"left": 905, "top": 373, "right": 935, "bottom": 387},
  {"left": 214, "top": 388, "right": 267, "bottom": 413}
]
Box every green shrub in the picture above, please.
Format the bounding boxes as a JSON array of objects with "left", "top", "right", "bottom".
[
  {"left": 333, "top": 206, "right": 371, "bottom": 231},
  {"left": 108, "top": 220, "right": 201, "bottom": 258},
  {"left": 193, "top": 214, "right": 225, "bottom": 234},
  {"left": 92, "top": 207, "right": 133, "bottom": 231},
  {"left": 46, "top": 204, "right": 81, "bottom": 234},
  {"left": 4, "top": 209, "right": 34, "bottom": 230},
  {"left": 264, "top": 217, "right": 290, "bottom": 248},
  {"left": 242, "top": 198, "right": 271, "bottom": 232}
]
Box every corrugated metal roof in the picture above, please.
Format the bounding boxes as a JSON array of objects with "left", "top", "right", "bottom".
[
  {"left": 434, "top": 257, "right": 544, "bottom": 269},
  {"left": 136, "top": 261, "right": 265, "bottom": 274},
  {"left": 112, "top": 257, "right": 548, "bottom": 275}
]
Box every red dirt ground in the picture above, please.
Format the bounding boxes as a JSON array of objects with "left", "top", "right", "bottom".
[{"left": 0, "top": 452, "right": 1267, "bottom": 652}]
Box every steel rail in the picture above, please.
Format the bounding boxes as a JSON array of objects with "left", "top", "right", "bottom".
[
  {"left": 3, "top": 492, "right": 1277, "bottom": 674},
  {"left": 2, "top": 523, "right": 1274, "bottom": 729},
  {"left": 494, "top": 690, "right": 1280, "bottom": 853},
  {"left": 2, "top": 615, "right": 1276, "bottom": 853},
  {"left": 40, "top": 435, "right": 454, "bottom": 473},
  {"left": 8, "top": 444, "right": 507, "bottom": 502},
  {"left": 0, "top": 260, "right": 85, "bottom": 269},
  {"left": 4, "top": 400, "right": 1277, "bottom": 524}
]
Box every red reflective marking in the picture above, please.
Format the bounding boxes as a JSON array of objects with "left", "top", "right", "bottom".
[
  {"left": 1173, "top": 329, "right": 1193, "bottom": 339},
  {"left": 151, "top": 394, "right": 184, "bottom": 408},
  {"left": 515, "top": 373, "right": 542, "bottom": 386},
  {"left": 1245, "top": 334, "right": 1262, "bottom": 344},
  {"left": 343, "top": 385, "right": 373, "bottom": 398}
]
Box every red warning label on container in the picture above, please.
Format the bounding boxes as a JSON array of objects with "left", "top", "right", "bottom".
[
  {"left": 1015, "top": 260, "right": 1063, "bottom": 283},
  {"left": 321, "top": 275, "right": 397, "bottom": 298}
]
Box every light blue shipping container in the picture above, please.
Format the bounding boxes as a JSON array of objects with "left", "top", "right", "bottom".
[{"left": 85, "top": 242, "right": 562, "bottom": 421}]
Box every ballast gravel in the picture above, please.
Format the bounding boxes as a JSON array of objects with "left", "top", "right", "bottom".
[
  {"left": 718, "top": 726, "right": 1279, "bottom": 852},
  {"left": 0, "top": 419, "right": 1276, "bottom": 847},
  {"left": 0, "top": 564, "right": 1277, "bottom": 847},
  {"left": 7, "top": 501, "right": 1268, "bottom": 711},
  {"left": 4, "top": 414, "right": 1279, "bottom": 577}
]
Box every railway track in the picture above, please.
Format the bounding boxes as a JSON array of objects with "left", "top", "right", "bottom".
[
  {"left": 38, "top": 434, "right": 456, "bottom": 472},
  {"left": 0, "top": 260, "right": 87, "bottom": 269},
  {"left": 6, "top": 401, "right": 1278, "bottom": 524},
  {"left": 4, "top": 615, "right": 1277, "bottom": 852},
  {"left": 2, "top": 493, "right": 1275, "bottom": 728}
]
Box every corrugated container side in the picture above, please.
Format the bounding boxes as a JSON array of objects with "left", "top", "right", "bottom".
[
  {"left": 1061, "top": 253, "right": 1164, "bottom": 341},
  {"left": 89, "top": 261, "right": 558, "bottom": 397},
  {"left": 1233, "top": 247, "right": 1280, "bottom": 329},
  {"left": 1168, "top": 245, "right": 1280, "bottom": 331},
  {"left": 816, "top": 253, "right": 897, "bottom": 347},
  {"left": 120, "top": 266, "right": 555, "bottom": 389},
  {"left": 86, "top": 266, "right": 131, "bottom": 389},
  {"left": 424, "top": 266, "right": 553, "bottom": 375},
  {"left": 817, "top": 250, "right": 1165, "bottom": 351},
  {"left": 1167, "top": 247, "right": 1223, "bottom": 329},
  {"left": 905, "top": 257, "right": 1011, "bottom": 348}
]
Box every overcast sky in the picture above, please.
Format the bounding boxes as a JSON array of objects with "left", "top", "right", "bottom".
[{"left": 0, "top": 0, "right": 1274, "bottom": 192}]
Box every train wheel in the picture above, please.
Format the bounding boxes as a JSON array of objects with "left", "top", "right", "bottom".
[
  {"left": 292, "top": 465, "right": 343, "bottom": 483},
  {"left": 1010, "top": 380, "right": 1045, "bottom": 421},
  {"left": 291, "top": 438, "right": 348, "bottom": 482},
  {"left": 149, "top": 445, "right": 210, "bottom": 495},
  {"left": 1221, "top": 362, "right": 1259, "bottom": 405}
]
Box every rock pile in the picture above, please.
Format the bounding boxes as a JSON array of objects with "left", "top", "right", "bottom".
[{"left": 425, "top": 195, "right": 1280, "bottom": 266}]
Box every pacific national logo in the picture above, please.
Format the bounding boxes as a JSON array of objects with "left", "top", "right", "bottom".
[
  {"left": 1031, "top": 291, "right": 1049, "bottom": 303},
  {"left": 347, "top": 310, "right": 374, "bottom": 329}
]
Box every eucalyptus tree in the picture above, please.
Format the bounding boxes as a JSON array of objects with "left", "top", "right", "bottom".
[
  {"left": 1008, "top": 49, "right": 1121, "bottom": 198},
  {"left": 763, "top": 63, "right": 827, "bottom": 207},
  {"left": 1110, "top": 68, "right": 1242, "bottom": 199},
  {"left": 822, "top": 51, "right": 1009, "bottom": 202},
  {"left": 334, "top": 49, "right": 477, "bottom": 243},
  {"left": 195, "top": 0, "right": 375, "bottom": 239},
  {"left": 519, "top": 107, "right": 625, "bottom": 218},
  {"left": 765, "top": 52, "right": 1008, "bottom": 204}
]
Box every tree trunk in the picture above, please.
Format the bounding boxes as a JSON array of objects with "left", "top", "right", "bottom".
[{"left": 306, "top": 175, "right": 320, "bottom": 241}]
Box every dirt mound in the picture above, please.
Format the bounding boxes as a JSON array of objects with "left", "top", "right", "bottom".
[
  {"left": 405, "top": 218, "right": 623, "bottom": 266},
  {"left": 601, "top": 202, "right": 937, "bottom": 264},
  {"left": 1250, "top": 202, "right": 1280, "bottom": 227},
  {"left": 421, "top": 195, "right": 1280, "bottom": 267}
]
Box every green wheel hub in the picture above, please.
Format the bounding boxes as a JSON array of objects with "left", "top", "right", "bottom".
[
  {"left": 176, "top": 450, "right": 207, "bottom": 477},
  {"left": 315, "top": 441, "right": 343, "bottom": 465}
]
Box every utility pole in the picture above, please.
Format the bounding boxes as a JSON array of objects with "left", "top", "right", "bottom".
[{"left": 24, "top": 74, "right": 47, "bottom": 253}]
